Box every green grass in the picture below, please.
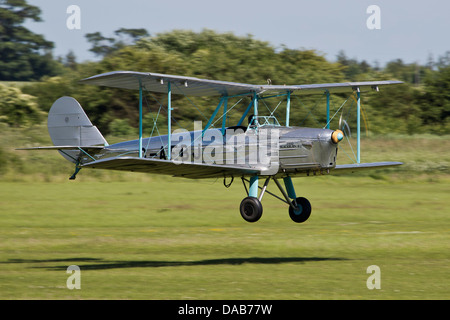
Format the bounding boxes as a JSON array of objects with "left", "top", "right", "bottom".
[
  {"left": 0, "top": 176, "right": 448, "bottom": 299},
  {"left": 1, "top": 125, "right": 449, "bottom": 299}
]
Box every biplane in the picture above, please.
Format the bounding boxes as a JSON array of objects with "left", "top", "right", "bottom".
[{"left": 19, "top": 71, "right": 403, "bottom": 223}]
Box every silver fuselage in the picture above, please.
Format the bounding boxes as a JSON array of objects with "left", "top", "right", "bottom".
[{"left": 77, "top": 126, "right": 338, "bottom": 177}]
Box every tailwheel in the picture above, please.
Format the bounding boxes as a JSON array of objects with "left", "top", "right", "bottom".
[
  {"left": 289, "top": 197, "right": 312, "bottom": 223},
  {"left": 240, "top": 197, "right": 263, "bottom": 223}
]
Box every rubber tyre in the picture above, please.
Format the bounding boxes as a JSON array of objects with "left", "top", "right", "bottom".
[
  {"left": 289, "top": 197, "right": 312, "bottom": 223},
  {"left": 240, "top": 197, "right": 263, "bottom": 223}
]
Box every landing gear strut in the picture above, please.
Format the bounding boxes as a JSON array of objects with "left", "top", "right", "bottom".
[{"left": 240, "top": 176, "right": 312, "bottom": 223}]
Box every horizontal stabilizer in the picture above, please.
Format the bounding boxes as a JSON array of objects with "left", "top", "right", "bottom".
[
  {"left": 82, "top": 156, "right": 260, "bottom": 179},
  {"left": 333, "top": 162, "right": 403, "bottom": 174}
]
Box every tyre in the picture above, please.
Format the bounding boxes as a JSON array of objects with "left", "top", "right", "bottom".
[
  {"left": 289, "top": 197, "right": 312, "bottom": 223},
  {"left": 240, "top": 197, "right": 263, "bottom": 223}
]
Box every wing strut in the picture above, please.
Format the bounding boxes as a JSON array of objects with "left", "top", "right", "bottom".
[
  {"left": 326, "top": 90, "right": 330, "bottom": 129},
  {"left": 356, "top": 88, "right": 361, "bottom": 164},
  {"left": 286, "top": 91, "right": 291, "bottom": 127},
  {"left": 168, "top": 81, "right": 172, "bottom": 160},
  {"left": 139, "top": 80, "right": 143, "bottom": 158}
]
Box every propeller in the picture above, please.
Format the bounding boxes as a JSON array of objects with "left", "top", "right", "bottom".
[{"left": 339, "top": 113, "right": 352, "bottom": 138}]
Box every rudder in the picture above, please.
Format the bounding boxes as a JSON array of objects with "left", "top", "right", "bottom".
[
  {"left": 48, "top": 97, "right": 108, "bottom": 164},
  {"left": 48, "top": 96, "right": 107, "bottom": 147}
]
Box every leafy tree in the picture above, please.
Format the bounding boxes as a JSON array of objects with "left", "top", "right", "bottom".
[
  {"left": 0, "top": 0, "right": 60, "bottom": 80},
  {"left": 365, "top": 83, "right": 423, "bottom": 135},
  {"left": 0, "top": 83, "right": 44, "bottom": 126},
  {"left": 85, "top": 32, "right": 116, "bottom": 57},
  {"left": 85, "top": 28, "right": 149, "bottom": 58},
  {"left": 114, "top": 28, "right": 149, "bottom": 46},
  {"left": 109, "top": 118, "right": 136, "bottom": 137},
  {"left": 436, "top": 51, "right": 450, "bottom": 69},
  {"left": 336, "top": 50, "right": 373, "bottom": 81},
  {"left": 384, "top": 59, "right": 429, "bottom": 85},
  {"left": 418, "top": 65, "right": 450, "bottom": 133},
  {"left": 63, "top": 50, "right": 77, "bottom": 70}
]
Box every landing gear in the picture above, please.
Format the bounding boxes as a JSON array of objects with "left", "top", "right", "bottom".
[
  {"left": 288, "top": 197, "right": 312, "bottom": 223},
  {"left": 69, "top": 159, "right": 82, "bottom": 180},
  {"left": 240, "top": 197, "right": 263, "bottom": 222},
  {"left": 239, "top": 176, "right": 312, "bottom": 223}
]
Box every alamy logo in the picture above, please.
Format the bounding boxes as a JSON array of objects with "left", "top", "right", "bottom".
[
  {"left": 66, "top": 5, "right": 81, "bottom": 30},
  {"left": 169, "top": 121, "right": 279, "bottom": 166},
  {"left": 66, "top": 265, "right": 81, "bottom": 289},
  {"left": 366, "top": 265, "right": 381, "bottom": 289},
  {"left": 366, "top": 5, "right": 381, "bottom": 30}
]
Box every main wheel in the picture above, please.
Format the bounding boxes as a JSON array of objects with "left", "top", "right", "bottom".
[
  {"left": 240, "top": 197, "right": 263, "bottom": 223},
  {"left": 289, "top": 197, "right": 312, "bottom": 223}
]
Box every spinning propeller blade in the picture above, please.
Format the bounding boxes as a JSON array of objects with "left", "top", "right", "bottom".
[{"left": 339, "top": 113, "right": 352, "bottom": 138}]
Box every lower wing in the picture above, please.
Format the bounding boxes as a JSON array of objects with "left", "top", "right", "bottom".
[
  {"left": 332, "top": 162, "right": 403, "bottom": 174},
  {"left": 81, "top": 156, "right": 260, "bottom": 179},
  {"left": 17, "top": 146, "right": 105, "bottom": 151}
]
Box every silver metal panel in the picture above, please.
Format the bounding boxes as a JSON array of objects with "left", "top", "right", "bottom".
[
  {"left": 80, "top": 126, "right": 106, "bottom": 146},
  {"left": 47, "top": 126, "right": 106, "bottom": 151},
  {"left": 48, "top": 126, "right": 81, "bottom": 146}
]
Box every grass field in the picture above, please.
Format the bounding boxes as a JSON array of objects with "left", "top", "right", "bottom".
[
  {"left": 0, "top": 175, "right": 448, "bottom": 300},
  {"left": 0, "top": 127, "right": 449, "bottom": 299}
]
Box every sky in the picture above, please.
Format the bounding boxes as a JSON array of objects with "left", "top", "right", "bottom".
[{"left": 24, "top": 0, "right": 450, "bottom": 67}]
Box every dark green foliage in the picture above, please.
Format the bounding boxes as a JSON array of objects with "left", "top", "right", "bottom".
[
  {"left": 0, "top": 0, "right": 61, "bottom": 80},
  {"left": 1, "top": 19, "right": 449, "bottom": 135},
  {"left": 0, "top": 83, "right": 44, "bottom": 126},
  {"left": 418, "top": 65, "right": 450, "bottom": 133},
  {"left": 85, "top": 28, "right": 150, "bottom": 57}
]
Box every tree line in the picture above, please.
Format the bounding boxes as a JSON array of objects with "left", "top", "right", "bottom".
[{"left": 1, "top": 0, "right": 449, "bottom": 135}]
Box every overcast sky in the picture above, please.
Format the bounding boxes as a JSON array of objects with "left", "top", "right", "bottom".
[{"left": 25, "top": 0, "right": 450, "bottom": 66}]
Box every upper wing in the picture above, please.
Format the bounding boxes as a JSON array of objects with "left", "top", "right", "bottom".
[
  {"left": 80, "top": 71, "right": 258, "bottom": 97},
  {"left": 82, "top": 156, "right": 260, "bottom": 179},
  {"left": 80, "top": 71, "right": 403, "bottom": 97}
]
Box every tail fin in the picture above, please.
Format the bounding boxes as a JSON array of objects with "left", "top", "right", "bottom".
[
  {"left": 48, "top": 96, "right": 108, "bottom": 147},
  {"left": 48, "top": 96, "right": 108, "bottom": 163}
]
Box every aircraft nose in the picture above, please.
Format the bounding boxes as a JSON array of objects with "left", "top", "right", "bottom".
[{"left": 331, "top": 130, "right": 344, "bottom": 144}]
